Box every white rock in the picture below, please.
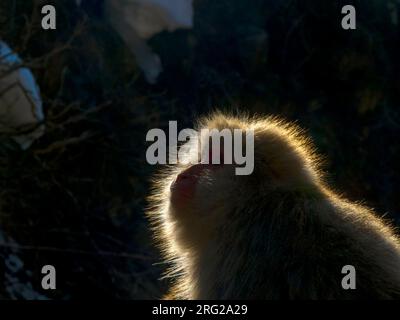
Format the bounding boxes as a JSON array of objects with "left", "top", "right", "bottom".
[
  {"left": 108, "top": 0, "right": 194, "bottom": 40},
  {"left": 0, "top": 41, "right": 45, "bottom": 150},
  {"left": 0, "top": 227, "right": 49, "bottom": 300},
  {"left": 77, "top": 0, "right": 194, "bottom": 83}
]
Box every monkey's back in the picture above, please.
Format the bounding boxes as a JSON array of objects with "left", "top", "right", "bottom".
[{"left": 202, "top": 188, "right": 400, "bottom": 300}]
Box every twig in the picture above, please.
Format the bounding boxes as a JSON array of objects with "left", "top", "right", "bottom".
[
  {"left": 0, "top": 242, "right": 153, "bottom": 260},
  {"left": 33, "top": 131, "right": 95, "bottom": 155}
]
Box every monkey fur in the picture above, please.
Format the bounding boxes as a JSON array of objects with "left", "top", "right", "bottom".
[{"left": 146, "top": 112, "right": 400, "bottom": 300}]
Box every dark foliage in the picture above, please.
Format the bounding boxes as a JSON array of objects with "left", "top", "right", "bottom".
[{"left": 0, "top": 0, "right": 399, "bottom": 299}]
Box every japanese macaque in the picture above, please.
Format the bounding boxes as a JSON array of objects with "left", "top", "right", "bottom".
[{"left": 146, "top": 112, "right": 400, "bottom": 300}]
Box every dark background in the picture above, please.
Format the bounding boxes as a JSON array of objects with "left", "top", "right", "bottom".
[{"left": 0, "top": 0, "right": 399, "bottom": 299}]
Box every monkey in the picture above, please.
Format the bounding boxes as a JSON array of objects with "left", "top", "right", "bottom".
[{"left": 146, "top": 111, "right": 400, "bottom": 300}]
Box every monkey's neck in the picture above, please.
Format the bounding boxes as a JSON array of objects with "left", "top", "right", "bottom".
[
  {"left": 182, "top": 221, "right": 292, "bottom": 299},
  {"left": 186, "top": 240, "right": 258, "bottom": 300},
  {"left": 187, "top": 243, "right": 225, "bottom": 299}
]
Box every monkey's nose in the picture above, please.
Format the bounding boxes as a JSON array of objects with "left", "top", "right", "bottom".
[
  {"left": 170, "top": 162, "right": 225, "bottom": 199},
  {"left": 171, "top": 164, "right": 204, "bottom": 194},
  {"left": 171, "top": 163, "right": 217, "bottom": 199}
]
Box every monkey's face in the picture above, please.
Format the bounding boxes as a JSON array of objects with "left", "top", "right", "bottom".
[
  {"left": 168, "top": 158, "right": 239, "bottom": 249},
  {"left": 166, "top": 123, "right": 250, "bottom": 250}
]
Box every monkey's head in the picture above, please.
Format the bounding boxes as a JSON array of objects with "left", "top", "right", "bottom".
[{"left": 148, "top": 112, "right": 324, "bottom": 258}]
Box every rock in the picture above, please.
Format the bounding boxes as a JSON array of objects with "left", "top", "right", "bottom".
[
  {"left": 77, "top": 0, "right": 194, "bottom": 83},
  {"left": 0, "top": 41, "right": 45, "bottom": 150}
]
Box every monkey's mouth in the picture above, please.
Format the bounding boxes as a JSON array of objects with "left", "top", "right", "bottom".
[{"left": 170, "top": 164, "right": 206, "bottom": 197}]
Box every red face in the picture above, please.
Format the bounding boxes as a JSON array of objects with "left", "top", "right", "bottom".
[
  {"left": 166, "top": 146, "right": 237, "bottom": 249},
  {"left": 169, "top": 144, "right": 227, "bottom": 209},
  {"left": 170, "top": 163, "right": 222, "bottom": 204}
]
